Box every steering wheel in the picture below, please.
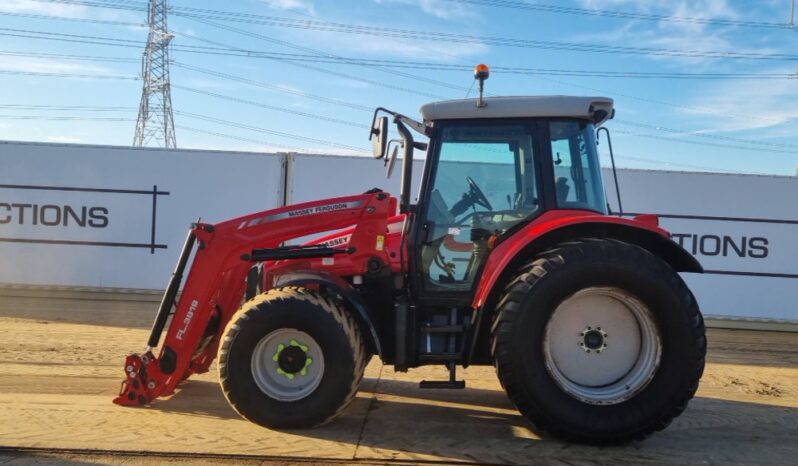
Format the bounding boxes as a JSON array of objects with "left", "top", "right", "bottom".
[{"left": 466, "top": 176, "right": 493, "bottom": 211}]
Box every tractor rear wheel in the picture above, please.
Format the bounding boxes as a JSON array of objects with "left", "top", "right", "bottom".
[
  {"left": 218, "top": 286, "right": 367, "bottom": 428},
  {"left": 491, "top": 239, "right": 705, "bottom": 444}
]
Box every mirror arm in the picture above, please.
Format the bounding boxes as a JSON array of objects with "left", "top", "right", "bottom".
[
  {"left": 374, "top": 107, "right": 428, "bottom": 136},
  {"left": 395, "top": 118, "right": 414, "bottom": 214},
  {"left": 396, "top": 114, "right": 428, "bottom": 136}
]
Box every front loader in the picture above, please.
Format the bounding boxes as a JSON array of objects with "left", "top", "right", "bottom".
[{"left": 115, "top": 65, "right": 706, "bottom": 444}]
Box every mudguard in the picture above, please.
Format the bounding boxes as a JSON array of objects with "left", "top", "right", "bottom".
[
  {"left": 273, "top": 270, "right": 384, "bottom": 358},
  {"left": 465, "top": 210, "right": 702, "bottom": 365},
  {"left": 473, "top": 210, "right": 702, "bottom": 310}
]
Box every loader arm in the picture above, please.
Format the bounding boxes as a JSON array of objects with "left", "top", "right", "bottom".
[{"left": 114, "top": 191, "right": 396, "bottom": 406}]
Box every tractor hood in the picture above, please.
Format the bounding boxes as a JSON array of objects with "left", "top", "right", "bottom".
[{"left": 419, "top": 95, "right": 614, "bottom": 126}]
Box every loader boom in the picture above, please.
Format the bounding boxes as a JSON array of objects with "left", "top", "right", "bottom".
[{"left": 114, "top": 191, "right": 396, "bottom": 406}]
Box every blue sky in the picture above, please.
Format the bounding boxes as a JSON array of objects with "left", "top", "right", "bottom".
[{"left": 1, "top": 0, "right": 798, "bottom": 175}]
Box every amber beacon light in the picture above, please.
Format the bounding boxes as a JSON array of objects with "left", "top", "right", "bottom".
[{"left": 474, "top": 64, "right": 490, "bottom": 107}]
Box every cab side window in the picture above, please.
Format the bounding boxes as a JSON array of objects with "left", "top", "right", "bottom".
[{"left": 550, "top": 121, "right": 607, "bottom": 213}]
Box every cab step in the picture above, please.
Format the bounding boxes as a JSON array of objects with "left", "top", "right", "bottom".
[
  {"left": 420, "top": 325, "right": 464, "bottom": 334},
  {"left": 418, "top": 352, "right": 461, "bottom": 362},
  {"left": 419, "top": 362, "right": 465, "bottom": 389}
]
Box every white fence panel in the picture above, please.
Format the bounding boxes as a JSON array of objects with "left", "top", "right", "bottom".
[
  {"left": 1, "top": 141, "right": 796, "bottom": 322},
  {"left": 288, "top": 153, "right": 425, "bottom": 204},
  {"left": 606, "top": 169, "right": 798, "bottom": 320},
  {"left": 0, "top": 141, "right": 283, "bottom": 289}
]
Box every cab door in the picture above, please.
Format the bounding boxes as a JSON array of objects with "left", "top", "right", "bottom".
[{"left": 410, "top": 119, "right": 546, "bottom": 306}]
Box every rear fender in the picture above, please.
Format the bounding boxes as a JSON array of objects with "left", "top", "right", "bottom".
[
  {"left": 474, "top": 212, "right": 702, "bottom": 310},
  {"left": 272, "top": 271, "right": 383, "bottom": 358},
  {"left": 467, "top": 213, "right": 702, "bottom": 365}
]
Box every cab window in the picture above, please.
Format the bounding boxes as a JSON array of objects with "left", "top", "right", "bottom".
[
  {"left": 550, "top": 121, "right": 607, "bottom": 214},
  {"left": 420, "top": 123, "right": 540, "bottom": 292}
]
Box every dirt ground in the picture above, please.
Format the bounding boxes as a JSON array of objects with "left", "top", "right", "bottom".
[{"left": 0, "top": 293, "right": 796, "bottom": 465}]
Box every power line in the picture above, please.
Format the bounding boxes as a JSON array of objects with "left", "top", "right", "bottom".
[
  {"left": 0, "top": 11, "right": 144, "bottom": 27},
  {"left": 0, "top": 50, "right": 138, "bottom": 63},
  {"left": 174, "top": 111, "right": 369, "bottom": 153},
  {"left": 5, "top": 5, "right": 796, "bottom": 158},
  {"left": 164, "top": 12, "right": 798, "bottom": 61},
  {"left": 614, "top": 120, "right": 798, "bottom": 150},
  {"left": 28, "top": 0, "right": 798, "bottom": 61},
  {"left": 612, "top": 129, "right": 798, "bottom": 155},
  {"left": 0, "top": 104, "right": 136, "bottom": 111},
  {"left": 173, "top": 17, "right": 449, "bottom": 98},
  {"left": 607, "top": 154, "right": 737, "bottom": 173},
  {"left": 4, "top": 19, "right": 795, "bottom": 80},
  {"left": 0, "top": 69, "right": 138, "bottom": 80},
  {"left": 447, "top": 0, "right": 794, "bottom": 30},
  {"left": 0, "top": 26, "right": 145, "bottom": 48},
  {"left": 3, "top": 60, "right": 793, "bottom": 158},
  {"left": 171, "top": 62, "right": 373, "bottom": 112},
  {"left": 177, "top": 125, "right": 350, "bottom": 154},
  {"left": 177, "top": 125, "right": 304, "bottom": 153},
  {"left": 169, "top": 39, "right": 797, "bottom": 79},
  {"left": 530, "top": 75, "right": 789, "bottom": 125},
  {"left": 0, "top": 114, "right": 134, "bottom": 121},
  {"left": 172, "top": 85, "right": 367, "bottom": 129}
]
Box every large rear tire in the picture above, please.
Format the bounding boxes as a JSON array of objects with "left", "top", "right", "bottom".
[
  {"left": 218, "top": 286, "right": 367, "bottom": 428},
  {"left": 491, "top": 239, "right": 706, "bottom": 444}
]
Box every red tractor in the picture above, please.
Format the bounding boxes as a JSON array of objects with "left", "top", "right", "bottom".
[{"left": 115, "top": 66, "right": 705, "bottom": 444}]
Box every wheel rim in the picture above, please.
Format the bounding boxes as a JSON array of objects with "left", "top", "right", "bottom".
[
  {"left": 250, "top": 329, "right": 325, "bottom": 402},
  {"left": 542, "top": 287, "right": 661, "bottom": 405}
]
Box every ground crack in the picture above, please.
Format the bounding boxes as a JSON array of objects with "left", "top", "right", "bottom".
[{"left": 352, "top": 363, "right": 383, "bottom": 461}]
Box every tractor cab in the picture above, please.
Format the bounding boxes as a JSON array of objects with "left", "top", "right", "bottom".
[{"left": 371, "top": 89, "right": 615, "bottom": 309}]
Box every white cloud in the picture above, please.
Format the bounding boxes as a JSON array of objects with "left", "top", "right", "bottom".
[
  {"left": 287, "top": 28, "right": 488, "bottom": 60},
  {"left": 45, "top": 136, "right": 82, "bottom": 143},
  {"left": 683, "top": 76, "right": 798, "bottom": 133},
  {"left": 0, "top": 57, "right": 111, "bottom": 74},
  {"left": 573, "top": 1, "right": 770, "bottom": 67},
  {"left": 375, "top": 0, "right": 475, "bottom": 20},
  {"left": 261, "top": 0, "right": 316, "bottom": 16},
  {"left": 0, "top": 0, "right": 138, "bottom": 21},
  {"left": 0, "top": 0, "right": 88, "bottom": 17}
]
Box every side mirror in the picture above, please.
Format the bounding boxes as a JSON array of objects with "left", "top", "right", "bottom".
[
  {"left": 370, "top": 116, "right": 388, "bottom": 159},
  {"left": 386, "top": 144, "right": 399, "bottom": 179}
]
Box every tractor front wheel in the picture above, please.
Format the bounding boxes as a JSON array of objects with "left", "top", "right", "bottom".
[
  {"left": 491, "top": 239, "right": 706, "bottom": 444},
  {"left": 218, "top": 286, "right": 367, "bottom": 428}
]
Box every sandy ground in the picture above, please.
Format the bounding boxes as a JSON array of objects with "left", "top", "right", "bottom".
[{"left": 0, "top": 294, "right": 797, "bottom": 465}]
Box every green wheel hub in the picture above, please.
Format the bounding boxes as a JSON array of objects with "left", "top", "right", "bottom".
[
  {"left": 272, "top": 339, "right": 314, "bottom": 379},
  {"left": 251, "top": 329, "right": 325, "bottom": 401}
]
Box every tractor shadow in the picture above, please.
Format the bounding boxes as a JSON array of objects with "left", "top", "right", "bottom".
[{"left": 153, "top": 376, "right": 798, "bottom": 465}]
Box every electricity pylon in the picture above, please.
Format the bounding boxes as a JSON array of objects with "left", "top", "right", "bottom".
[{"left": 133, "top": 0, "right": 176, "bottom": 148}]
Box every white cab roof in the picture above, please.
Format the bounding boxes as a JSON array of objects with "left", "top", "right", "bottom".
[{"left": 419, "top": 95, "right": 614, "bottom": 126}]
